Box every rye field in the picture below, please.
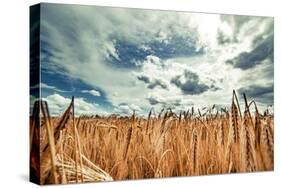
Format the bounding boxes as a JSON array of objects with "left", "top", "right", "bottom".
[{"left": 30, "top": 91, "right": 274, "bottom": 184}]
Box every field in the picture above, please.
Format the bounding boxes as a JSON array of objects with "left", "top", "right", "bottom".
[{"left": 30, "top": 91, "right": 274, "bottom": 185}]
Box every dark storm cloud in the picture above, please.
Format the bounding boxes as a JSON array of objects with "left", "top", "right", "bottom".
[
  {"left": 238, "top": 84, "right": 273, "bottom": 104},
  {"left": 171, "top": 70, "right": 215, "bottom": 95},
  {"left": 226, "top": 35, "right": 273, "bottom": 69},
  {"left": 137, "top": 75, "right": 168, "bottom": 89}
]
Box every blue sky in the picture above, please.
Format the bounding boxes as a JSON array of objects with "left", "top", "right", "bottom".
[{"left": 31, "top": 3, "right": 274, "bottom": 116}]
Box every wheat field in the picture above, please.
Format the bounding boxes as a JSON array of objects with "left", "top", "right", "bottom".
[{"left": 30, "top": 90, "right": 274, "bottom": 185}]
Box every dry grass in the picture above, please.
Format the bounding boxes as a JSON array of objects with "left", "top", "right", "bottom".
[{"left": 30, "top": 91, "right": 274, "bottom": 184}]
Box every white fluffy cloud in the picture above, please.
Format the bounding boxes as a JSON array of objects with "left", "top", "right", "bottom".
[
  {"left": 113, "top": 103, "right": 142, "bottom": 115},
  {"left": 43, "top": 93, "right": 107, "bottom": 116},
  {"left": 133, "top": 55, "right": 236, "bottom": 112},
  {"left": 81, "top": 89, "right": 101, "bottom": 96}
]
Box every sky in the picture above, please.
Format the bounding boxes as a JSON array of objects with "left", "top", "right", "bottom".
[{"left": 31, "top": 3, "right": 274, "bottom": 116}]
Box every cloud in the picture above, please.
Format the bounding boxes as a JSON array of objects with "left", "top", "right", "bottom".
[
  {"left": 226, "top": 35, "right": 273, "bottom": 69},
  {"left": 171, "top": 70, "right": 212, "bottom": 95},
  {"left": 137, "top": 75, "right": 168, "bottom": 89},
  {"left": 238, "top": 84, "right": 273, "bottom": 104},
  {"left": 103, "top": 40, "right": 120, "bottom": 61},
  {"left": 147, "top": 79, "right": 168, "bottom": 89},
  {"left": 43, "top": 93, "right": 106, "bottom": 116},
  {"left": 139, "top": 44, "right": 151, "bottom": 51},
  {"left": 147, "top": 96, "right": 160, "bottom": 105},
  {"left": 113, "top": 103, "right": 142, "bottom": 115},
  {"left": 155, "top": 31, "right": 169, "bottom": 43},
  {"left": 81, "top": 89, "right": 101, "bottom": 96},
  {"left": 145, "top": 55, "right": 161, "bottom": 64},
  {"left": 30, "top": 83, "right": 70, "bottom": 93},
  {"left": 222, "top": 16, "right": 273, "bottom": 45},
  {"left": 146, "top": 93, "right": 185, "bottom": 108},
  {"left": 137, "top": 75, "right": 150, "bottom": 84}
]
